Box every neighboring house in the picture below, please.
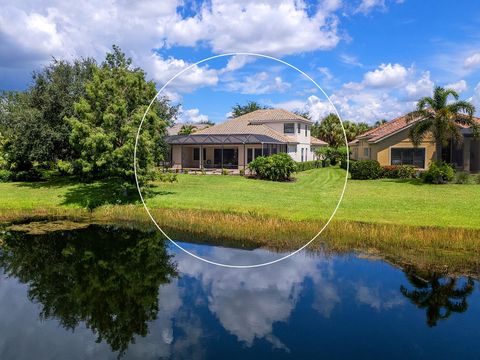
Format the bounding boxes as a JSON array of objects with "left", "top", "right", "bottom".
[
  {"left": 349, "top": 114, "right": 480, "bottom": 172},
  {"left": 166, "top": 109, "right": 327, "bottom": 169}
]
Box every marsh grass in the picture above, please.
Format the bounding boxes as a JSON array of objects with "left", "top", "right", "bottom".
[{"left": 3, "top": 205, "right": 479, "bottom": 277}]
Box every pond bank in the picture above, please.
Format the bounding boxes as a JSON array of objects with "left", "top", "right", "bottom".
[{"left": 2, "top": 205, "right": 480, "bottom": 277}]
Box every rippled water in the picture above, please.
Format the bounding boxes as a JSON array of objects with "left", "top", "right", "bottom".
[{"left": 0, "top": 224, "right": 479, "bottom": 359}]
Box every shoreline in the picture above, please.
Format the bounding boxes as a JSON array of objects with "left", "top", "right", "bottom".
[{"left": 2, "top": 205, "right": 480, "bottom": 277}]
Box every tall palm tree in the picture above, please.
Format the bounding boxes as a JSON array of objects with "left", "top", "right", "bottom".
[
  {"left": 178, "top": 124, "right": 196, "bottom": 135},
  {"left": 408, "top": 86, "right": 478, "bottom": 161}
]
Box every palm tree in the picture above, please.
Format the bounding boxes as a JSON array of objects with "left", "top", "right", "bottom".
[
  {"left": 400, "top": 266, "right": 474, "bottom": 327},
  {"left": 178, "top": 124, "right": 196, "bottom": 135},
  {"left": 408, "top": 86, "right": 478, "bottom": 161}
]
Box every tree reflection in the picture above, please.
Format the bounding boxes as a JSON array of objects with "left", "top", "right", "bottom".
[
  {"left": 0, "top": 224, "right": 177, "bottom": 356},
  {"left": 400, "top": 266, "right": 474, "bottom": 327}
]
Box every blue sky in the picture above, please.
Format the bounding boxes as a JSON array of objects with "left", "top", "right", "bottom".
[{"left": 1, "top": 0, "right": 480, "bottom": 124}]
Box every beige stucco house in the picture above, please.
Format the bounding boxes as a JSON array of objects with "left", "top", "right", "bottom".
[
  {"left": 166, "top": 109, "right": 327, "bottom": 170},
  {"left": 350, "top": 114, "right": 480, "bottom": 172}
]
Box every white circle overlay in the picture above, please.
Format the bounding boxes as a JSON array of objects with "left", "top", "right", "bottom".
[{"left": 134, "top": 52, "right": 349, "bottom": 268}]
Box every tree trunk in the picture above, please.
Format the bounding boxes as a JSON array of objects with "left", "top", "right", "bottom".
[{"left": 436, "top": 139, "right": 442, "bottom": 163}]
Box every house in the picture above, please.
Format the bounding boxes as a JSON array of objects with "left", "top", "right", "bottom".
[
  {"left": 349, "top": 114, "right": 480, "bottom": 172},
  {"left": 166, "top": 109, "right": 327, "bottom": 170}
]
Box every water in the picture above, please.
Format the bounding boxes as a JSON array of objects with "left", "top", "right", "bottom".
[{"left": 0, "top": 224, "right": 479, "bottom": 359}]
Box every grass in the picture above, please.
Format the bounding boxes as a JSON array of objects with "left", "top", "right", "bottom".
[
  {"left": 148, "top": 167, "right": 480, "bottom": 228},
  {"left": 2, "top": 167, "right": 480, "bottom": 276},
  {"left": 1, "top": 167, "right": 480, "bottom": 228}
]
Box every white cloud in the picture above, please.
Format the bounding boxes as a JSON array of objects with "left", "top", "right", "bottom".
[
  {"left": 354, "top": 283, "right": 405, "bottom": 311},
  {"left": 404, "top": 71, "right": 434, "bottom": 99},
  {"left": 363, "top": 63, "right": 408, "bottom": 88},
  {"left": 445, "top": 79, "right": 468, "bottom": 93},
  {"left": 468, "top": 82, "right": 480, "bottom": 109},
  {"left": 318, "top": 66, "right": 334, "bottom": 81},
  {"left": 226, "top": 71, "right": 291, "bottom": 94},
  {"left": 339, "top": 54, "right": 363, "bottom": 67},
  {"left": 179, "top": 107, "right": 209, "bottom": 123},
  {"left": 158, "top": 0, "right": 342, "bottom": 57},
  {"left": 464, "top": 53, "right": 480, "bottom": 69},
  {"left": 148, "top": 54, "right": 219, "bottom": 93},
  {"left": 354, "top": 0, "right": 386, "bottom": 14}
]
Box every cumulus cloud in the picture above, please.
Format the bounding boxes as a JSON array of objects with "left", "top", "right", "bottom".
[
  {"left": 354, "top": 0, "right": 386, "bottom": 15},
  {"left": 339, "top": 54, "right": 363, "bottom": 67},
  {"left": 404, "top": 71, "right": 434, "bottom": 100},
  {"left": 363, "top": 63, "right": 409, "bottom": 88},
  {"left": 225, "top": 71, "right": 291, "bottom": 94},
  {"left": 464, "top": 53, "right": 480, "bottom": 69},
  {"left": 157, "top": 0, "right": 342, "bottom": 56},
  {"left": 178, "top": 107, "right": 209, "bottom": 123},
  {"left": 445, "top": 79, "right": 468, "bottom": 93}
]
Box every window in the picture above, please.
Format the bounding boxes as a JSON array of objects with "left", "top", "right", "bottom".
[
  {"left": 363, "top": 147, "right": 370, "bottom": 158},
  {"left": 284, "top": 123, "right": 295, "bottom": 134},
  {"left": 193, "top": 148, "right": 199, "bottom": 161},
  {"left": 297, "top": 123, "right": 301, "bottom": 133},
  {"left": 301, "top": 148, "right": 304, "bottom": 162},
  {"left": 305, "top": 125, "right": 307, "bottom": 136},
  {"left": 247, "top": 148, "right": 253, "bottom": 163},
  {"left": 288, "top": 145, "right": 297, "bottom": 154},
  {"left": 391, "top": 148, "right": 425, "bottom": 168}
]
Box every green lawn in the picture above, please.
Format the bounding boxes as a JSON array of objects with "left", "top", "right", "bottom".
[
  {"left": 149, "top": 167, "right": 480, "bottom": 228},
  {"left": 1, "top": 167, "right": 480, "bottom": 228}
]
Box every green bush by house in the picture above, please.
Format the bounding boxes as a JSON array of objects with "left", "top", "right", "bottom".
[
  {"left": 350, "top": 160, "right": 383, "bottom": 180},
  {"left": 382, "top": 165, "right": 416, "bottom": 179},
  {"left": 423, "top": 162, "right": 455, "bottom": 184},
  {"left": 248, "top": 153, "right": 296, "bottom": 181},
  {"left": 296, "top": 160, "right": 321, "bottom": 172}
]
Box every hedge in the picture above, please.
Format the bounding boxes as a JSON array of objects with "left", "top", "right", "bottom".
[
  {"left": 296, "top": 160, "right": 322, "bottom": 172},
  {"left": 349, "top": 160, "right": 382, "bottom": 180}
]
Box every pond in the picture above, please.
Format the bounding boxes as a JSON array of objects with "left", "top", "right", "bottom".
[{"left": 0, "top": 223, "right": 479, "bottom": 359}]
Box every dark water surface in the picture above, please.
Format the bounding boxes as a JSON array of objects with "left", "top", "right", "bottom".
[{"left": 0, "top": 224, "right": 479, "bottom": 359}]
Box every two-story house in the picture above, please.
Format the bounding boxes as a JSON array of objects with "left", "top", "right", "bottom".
[{"left": 166, "top": 109, "right": 327, "bottom": 170}]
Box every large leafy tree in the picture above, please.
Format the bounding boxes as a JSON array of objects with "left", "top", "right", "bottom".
[
  {"left": 408, "top": 86, "right": 478, "bottom": 161},
  {"left": 231, "top": 101, "right": 270, "bottom": 117},
  {"left": 67, "top": 45, "right": 177, "bottom": 181},
  {"left": 0, "top": 58, "right": 95, "bottom": 171}
]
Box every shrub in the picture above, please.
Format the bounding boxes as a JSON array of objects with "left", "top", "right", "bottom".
[
  {"left": 453, "top": 171, "right": 471, "bottom": 184},
  {"left": 422, "top": 162, "right": 455, "bottom": 184},
  {"left": 239, "top": 168, "right": 245, "bottom": 176},
  {"left": 296, "top": 160, "right": 321, "bottom": 172},
  {"left": 10, "top": 168, "right": 43, "bottom": 181},
  {"left": 476, "top": 174, "right": 480, "bottom": 185},
  {"left": 221, "top": 169, "right": 229, "bottom": 175},
  {"left": 315, "top": 146, "right": 348, "bottom": 166},
  {"left": 158, "top": 172, "right": 177, "bottom": 183},
  {"left": 350, "top": 160, "right": 382, "bottom": 180},
  {"left": 340, "top": 158, "right": 353, "bottom": 170},
  {"left": 382, "top": 165, "right": 416, "bottom": 179},
  {"left": 0, "top": 169, "right": 12, "bottom": 182},
  {"left": 248, "top": 153, "right": 296, "bottom": 181},
  {"left": 57, "top": 160, "right": 73, "bottom": 175}
]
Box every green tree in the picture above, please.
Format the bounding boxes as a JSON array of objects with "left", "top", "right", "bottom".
[
  {"left": 67, "top": 45, "right": 177, "bottom": 181},
  {"left": 0, "top": 58, "right": 95, "bottom": 171},
  {"left": 293, "top": 110, "right": 312, "bottom": 120},
  {"left": 408, "top": 86, "right": 478, "bottom": 161},
  {"left": 0, "top": 225, "right": 177, "bottom": 356},
  {"left": 374, "top": 119, "right": 388, "bottom": 127},
  {"left": 178, "top": 124, "right": 196, "bottom": 135},
  {"left": 311, "top": 113, "right": 344, "bottom": 147},
  {"left": 400, "top": 266, "right": 474, "bottom": 327},
  {"left": 231, "top": 101, "right": 270, "bottom": 118}
]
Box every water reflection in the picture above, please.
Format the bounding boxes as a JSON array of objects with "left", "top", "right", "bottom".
[
  {"left": 400, "top": 265, "right": 475, "bottom": 327},
  {"left": 0, "top": 225, "right": 177, "bottom": 356},
  {"left": 0, "top": 224, "right": 479, "bottom": 359}
]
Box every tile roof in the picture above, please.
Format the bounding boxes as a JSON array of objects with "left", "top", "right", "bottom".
[
  {"left": 357, "top": 113, "right": 480, "bottom": 143},
  {"left": 167, "top": 123, "right": 210, "bottom": 135},
  {"left": 194, "top": 109, "right": 308, "bottom": 143},
  {"left": 310, "top": 136, "right": 327, "bottom": 146}
]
